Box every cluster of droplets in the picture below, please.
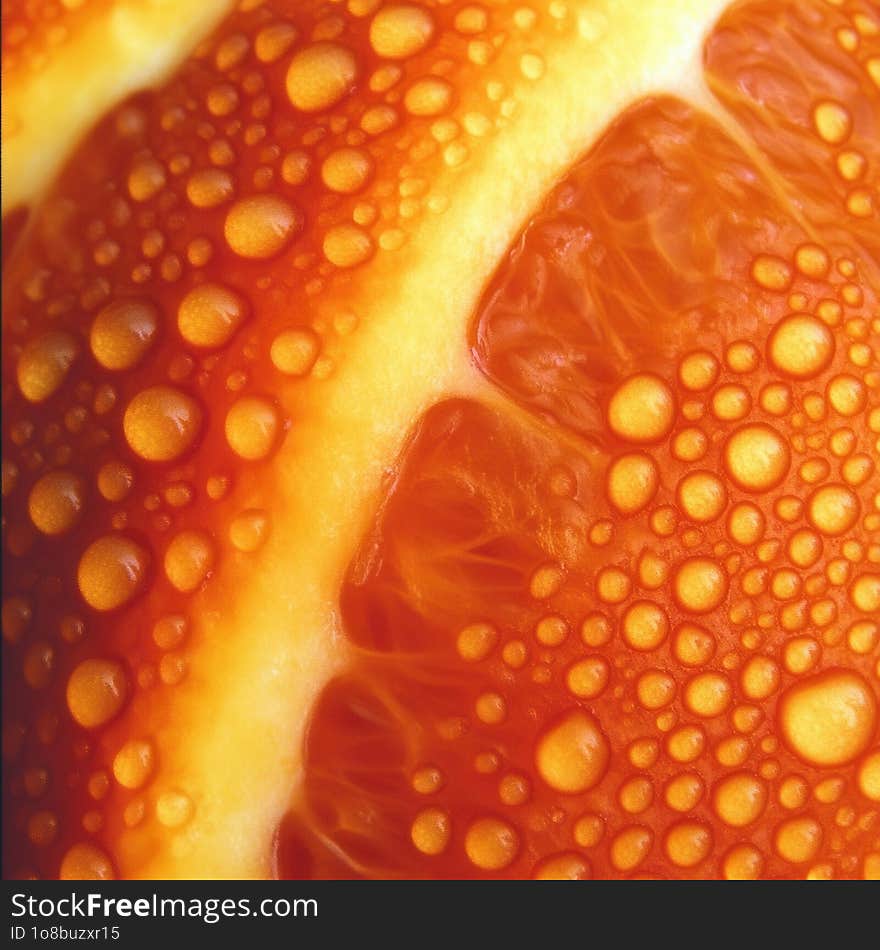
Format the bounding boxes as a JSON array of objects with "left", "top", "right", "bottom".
[
  {"left": 832, "top": 4, "right": 880, "bottom": 76},
  {"left": 0, "top": 1, "right": 373, "bottom": 876},
  {"left": 705, "top": 0, "right": 879, "bottom": 255},
  {"left": 1, "top": 0, "right": 586, "bottom": 881},
  {"left": 286, "top": 25, "right": 880, "bottom": 873},
  {"left": 53, "top": 0, "right": 558, "bottom": 295},
  {"left": 812, "top": 98, "right": 874, "bottom": 222},
  {"left": 4, "top": 0, "right": 880, "bottom": 881},
  {"left": 2, "top": 0, "right": 98, "bottom": 78},
  {"left": 394, "top": 238, "right": 880, "bottom": 878}
]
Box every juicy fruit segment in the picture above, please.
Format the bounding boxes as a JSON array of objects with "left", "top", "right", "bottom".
[
  {"left": 471, "top": 96, "right": 812, "bottom": 438},
  {"left": 286, "top": 4, "right": 880, "bottom": 878},
  {"left": 283, "top": 399, "right": 618, "bottom": 878}
]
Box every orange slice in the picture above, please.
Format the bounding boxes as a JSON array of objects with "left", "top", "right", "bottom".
[{"left": 2, "top": 0, "right": 878, "bottom": 881}]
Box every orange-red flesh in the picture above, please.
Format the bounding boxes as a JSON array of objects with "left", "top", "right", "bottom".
[
  {"left": 2, "top": 0, "right": 879, "bottom": 881},
  {"left": 285, "top": 7, "right": 880, "bottom": 879}
]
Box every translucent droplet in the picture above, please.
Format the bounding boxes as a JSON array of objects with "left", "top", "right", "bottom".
[
  {"left": 90, "top": 299, "right": 158, "bottom": 370},
  {"left": 66, "top": 658, "right": 128, "bottom": 728}
]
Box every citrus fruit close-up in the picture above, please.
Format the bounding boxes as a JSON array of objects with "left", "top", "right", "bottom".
[{"left": 1, "top": 0, "right": 879, "bottom": 882}]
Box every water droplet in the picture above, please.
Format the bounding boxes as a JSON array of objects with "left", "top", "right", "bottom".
[
  {"left": 665, "top": 773, "right": 704, "bottom": 812},
  {"left": 286, "top": 43, "right": 357, "bottom": 112},
  {"left": 606, "top": 453, "right": 658, "bottom": 514},
  {"left": 322, "top": 224, "right": 374, "bottom": 267},
  {"left": 535, "top": 709, "right": 609, "bottom": 793},
  {"left": 812, "top": 100, "right": 852, "bottom": 144},
  {"left": 768, "top": 314, "right": 835, "bottom": 379},
  {"left": 404, "top": 77, "right": 454, "bottom": 116},
  {"left": 123, "top": 386, "right": 202, "bottom": 462},
  {"left": 156, "top": 790, "right": 194, "bottom": 828},
  {"left": 411, "top": 807, "right": 450, "bottom": 855},
  {"left": 77, "top": 535, "right": 149, "bottom": 611},
  {"left": 673, "top": 558, "right": 727, "bottom": 614},
  {"left": 520, "top": 52, "right": 545, "bottom": 80},
  {"left": 780, "top": 670, "right": 876, "bottom": 766},
  {"left": 741, "top": 656, "right": 780, "bottom": 700},
  {"left": 677, "top": 471, "right": 727, "bottom": 523},
  {"left": 28, "top": 470, "right": 85, "bottom": 535},
  {"left": 858, "top": 751, "right": 880, "bottom": 801},
  {"left": 775, "top": 816, "right": 822, "bottom": 864},
  {"left": 608, "top": 374, "right": 674, "bottom": 443},
  {"left": 270, "top": 328, "right": 320, "bottom": 376},
  {"left": 807, "top": 484, "right": 859, "bottom": 536},
  {"left": 27, "top": 810, "right": 58, "bottom": 846},
  {"left": 751, "top": 255, "right": 792, "bottom": 291},
  {"left": 186, "top": 168, "right": 235, "bottom": 209},
  {"left": 622, "top": 601, "right": 668, "bottom": 651},
  {"left": 177, "top": 283, "right": 247, "bottom": 349},
  {"left": 610, "top": 826, "right": 652, "bottom": 872},
  {"left": 794, "top": 244, "right": 830, "bottom": 278},
  {"left": 113, "top": 739, "right": 155, "bottom": 790},
  {"left": 850, "top": 574, "right": 880, "bottom": 613},
  {"left": 90, "top": 299, "right": 158, "bottom": 370},
  {"left": 595, "top": 566, "right": 631, "bottom": 605},
  {"left": 209, "top": 28, "right": 247, "bottom": 68},
  {"left": 412, "top": 765, "right": 443, "bottom": 795},
  {"left": 672, "top": 623, "right": 715, "bottom": 667},
  {"left": 164, "top": 530, "right": 215, "bottom": 593},
  {"left": 97, "top": 461, "right": 133, "bottom": 502},
  {"left": 534, "top": 614, "right": 568, "bottom": 647},
  {"left": 684, "top": 672, "right": 731, "bottom": 717},
  {"left": 321, "top": 147, "right": 374, "bottom": 194},
  {"left": 826, "top": 374, "right": 866, "bottom": 416},
  {"left": 255, "top": 22, "right": 298, "bottom": 63},
  {"left": 565, "top": 656, "right": 609, "bottom": 699},
  {"left": 532, "top": 853, "right": 590, "bottom": 880},
  {"left": 224, "top": 195, "right": 301, "bottom": 259},
  {"left": 17, "top": 330, "right": 78, "bottom": 403},
  {"left": 229, "top": 509, "right": 270, "bottom": 552},
  {"left": 723, "top": 424, "right": 790, "bottom": 493},
  {"left": 66, "top": 658, "right": 128, "bottom": 727},
  {"left": 712, "top": 384, "right": 751, "bottom": 421},
  {"left": 464, "top": 817, "right": 519, "bottom": 870},
  {"left": 2, "top": 597, "right": 32, "bottom": 645},
  {"left": 60, "top": 843, "right": 114, "bottom": 880},
  {"left": 664, "top": 821, "right": 712, "bottom": 868},
  {"left": 127, "top": 158, "right": 165, "bottom": 202},
  {"left": 369, "top": 5, "right": 435, "bottom": 59},
  {"left": 722, "top": 844, "right": 764, "bottom": 880},
  {"left": 219, "top": 395, "right": 279, "bottom": 464}
]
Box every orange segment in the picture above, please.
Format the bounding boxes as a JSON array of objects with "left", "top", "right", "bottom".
[
  {"left": 705, "top": 0, "right": 880, "bottom": 262},
  {"left": 471, "top": 97, "right": 812, "bottom": 438}
]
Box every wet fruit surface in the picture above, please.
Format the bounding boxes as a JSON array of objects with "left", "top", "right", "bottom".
[
  {"left": 5, "top": 0, "right": 582, "bottom": 878},
  {"left": 3, "top": 0, "right": 880, "bottom": 879},
  {"left": 283, "top": 5, "right": 880, "bottom": 879}
]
